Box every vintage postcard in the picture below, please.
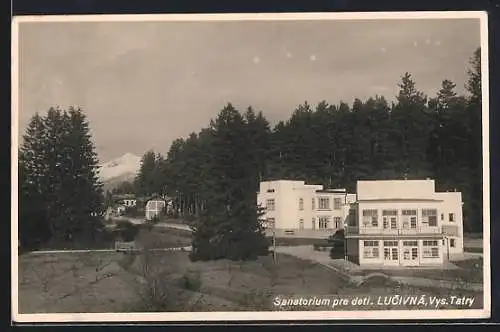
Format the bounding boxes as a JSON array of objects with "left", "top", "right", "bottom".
[{"left": 11, "top": 11, "right": 490, "bottom": 323}]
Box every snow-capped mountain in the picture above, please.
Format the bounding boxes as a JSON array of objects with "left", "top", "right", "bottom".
[{"left": 98, "top": 153, "right": 141, "bottom": 190}]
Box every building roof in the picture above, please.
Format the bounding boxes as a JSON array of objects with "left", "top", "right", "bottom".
[
  {"left": 147, "top": 195, "right": 167, "bottom": 202},
  {"left": 316, "top": 189, "right": 347, "bottom": 194},
  {"left": 357, "top": 198, "right": 444, "bottom": 203},
  {"left": 357, "top": 179, "right": 437, "bottom": 201},
  {"left": 114, "top": 193, "right": 136, "bottom": 200}
]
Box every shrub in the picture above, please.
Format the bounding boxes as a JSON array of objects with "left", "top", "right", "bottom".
[
  {"left": 115, "top": 220, "right": 140, "bottom": 242},
  {"left": 179, "top": 271, "right": 202, "bottom": 292},
  {"left": 329, "top": 246, "right": 345, "bottom": 259}
]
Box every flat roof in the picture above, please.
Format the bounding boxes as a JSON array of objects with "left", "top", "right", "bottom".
[
  {"left": 357, "top": 198, "right": 444, "bottom": 203},
  {"left": 316, "top": 189, "right": 347, "bottom": 193}
]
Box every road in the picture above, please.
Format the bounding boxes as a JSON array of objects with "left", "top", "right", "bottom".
[{"left": 114, "top": 216, "right": 193, "bottom": 231}]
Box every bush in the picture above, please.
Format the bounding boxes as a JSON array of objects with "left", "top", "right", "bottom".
[
  {"left": 115, "top": 220, "right": 140, "bottom": 242},
  {"left": 328, "top": 229, "right": 345, "bottom": 244},
  {"left": 329, "top": 246, "right": 345, "bottom": 259},
  {"left": 179, "top": 271, "right": 202, "bottom": 292}
]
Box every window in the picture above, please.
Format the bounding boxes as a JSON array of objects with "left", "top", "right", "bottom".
[
  {"left": 312, "top": 198, "right": 315, "bottom": 210},
  {"left": 299, "top": 198, "right": 304, "bottom": 211},
  {"left": 363, "top": 241, "right": 379, "bottom": 258},
  {"left": 411, "top": 247, "right": 418, "bottom": 260},
  {"left": 423, "top": 240, "right": 439, "bottom": 258},
  {"left": 318, "top": 217, "right": 330, "bottom": 229},
  {"left": 391, "top": 248, "right": 398, "bottom": 260},
  {"left": 383, "top": 210, "right": 397, "bottom": 229},
  {"left": 422, "top": 209, "right": 438, "bottom": 227},
  {"left": 384, "top": 248, "right": 391, "bottom": 260},
  {"left": 449, "top": 213, "right": 455, "bottom": 222},
  {"left": 402, "top": 209, "right": 417, "bottom": 216},
  {"left": 383, "top": 247, "right": 398, "bottom": 260},
  {"left": 362, "top": 209, "right": 378, "bottom": 227},
  {"left": 401, "top": 209, "right": 417, "bottom": 229},
  {"left": 318, "top": 197, "right": 330, "bottom": 210},
  {"left": 450, "top": 238, "right": 456, "bottom": 248},
  {"left": 390, "top": 218, "right": 397, "bottom": 229},
  {"left": 299, "top": 219, "right": 304, "bottom": 230},
  {"left": 383, "top": 210, "right": 397, "bottom": 216},
  {"left": 312, "top": 218, "right": 316, "bottom": 229},
  {"left": 266, "top": 189, "right": 275, "bottom": 193},
  {"left": 334, "top": 198, "right": 342, "bottom": 210},
  {"left": 441, "top": 213, "right": 444, "bottom": 221},
  {"left": 403, "top": 240, "right": 418, "bottom": 246},
  {"left": 384, "top": 240, "right": 399, "bottom": 260},
  {"left": 334, "top": 217, "right": 342, "bottom": 229},
  {"left": 266, "top": 199, "right": 275, "bottom": 211}
]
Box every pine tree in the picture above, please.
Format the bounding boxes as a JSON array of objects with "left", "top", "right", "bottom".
[
  {"left": 134, "top": 150, "right": 157, "bottom": 196},
  {"left": 390, "top": 72, "right": 432, "bottom": 179},
  {"left": 19, "top": 113, "right": 51, "bottom": 248},
  {"left": 190, "top": 103, "right": 269, "bottom": 261},
  {"left": 64, "top": 107, "right": 104, "bottom": 240},
  {"left": 464, "top": 47, "right": 483, "bottom": 232}
]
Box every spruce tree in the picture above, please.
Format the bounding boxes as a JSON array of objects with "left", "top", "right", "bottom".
[
  {"left": 190, "top": 103, "right": 269, "bottom": 261},
  {"left": 390, "top": 72, "right": 432, "bottom": 179},
  {"left": 464, "top": 47, "right": 483, "bottom": 232},
  {"left": 134, "top": 150, "right": 157, "bottom": 196},
  {"left": 65, "top": 107, "right": 104, "bottom": 240},
  {"left": 18, "top": 113, "right": 51, "bottom": 248}
]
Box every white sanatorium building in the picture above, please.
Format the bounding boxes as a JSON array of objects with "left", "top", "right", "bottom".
[
  {"left": 257, "top": 180, "right": 357, "bottom": 238},
  {"left": 257, "top": 179, "right": 464, "bottom": 267}
]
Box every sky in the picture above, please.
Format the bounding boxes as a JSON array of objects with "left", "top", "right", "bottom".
[{"left": 16, "top": 17, "right": 481, "bottom": 163}]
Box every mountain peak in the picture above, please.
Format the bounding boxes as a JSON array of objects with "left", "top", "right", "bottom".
[{"left": 99, "top": 152, "right": 141, "bottom": 182}]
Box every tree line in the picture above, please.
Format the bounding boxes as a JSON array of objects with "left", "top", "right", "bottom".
[
  {"left": 18, "top": 47, "right": 482, "bottom": 259},
  {"left": 134, "top": 47, "right": 483, "bottom": 234}
]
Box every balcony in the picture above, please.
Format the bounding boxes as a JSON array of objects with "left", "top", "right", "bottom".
[{"left": 345, "top": 225, "right": 443, "bottom": 237}]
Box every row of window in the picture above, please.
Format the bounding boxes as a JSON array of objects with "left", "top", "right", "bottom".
[
  {"left": 362, "top": 239, "right": 456, "bottom": 260},
  {"left": 363, "top": 209, "right": 455, "bottom": 221},
  {"left": 264, "top": 217, "right": 343, "bottom": 230},
  {"left": 363, "top": 240, "right": 442, "bottom": 259},
  {"left": 317, "top": 216, "right": 343, "bottom": 229},
  {"left": 361, "top": 209, "right": 455, "bottom": 229},
  {"left": 265, "top": 197, "right": 343, "bottom": 212}
]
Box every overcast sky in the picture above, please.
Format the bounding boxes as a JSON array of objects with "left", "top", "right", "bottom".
[{"left": 17, "top": 17, "right": 481, "bottom": 162}]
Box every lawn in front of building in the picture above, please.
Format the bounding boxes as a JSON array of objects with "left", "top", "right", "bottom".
[{"left": 348, "top": 257, "right": 483, "bottom": 284}]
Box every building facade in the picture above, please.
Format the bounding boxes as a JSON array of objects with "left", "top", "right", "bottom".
[
  {"left": 345, "top": 179, "right": 464, "bottom": 267},
  {"left": 257, "top": 180, "right": 356, "bottom": 238},
  {"left": 145, "top": 197, "right": 166, "bottom": 221},
  {"left": 123, "top": 199, "right": 137, "bottom": 207}
]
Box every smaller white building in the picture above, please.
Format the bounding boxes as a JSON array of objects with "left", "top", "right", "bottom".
[
  {"left": 123, "top": 199, "right": 137, "bottom": 207},
  {"left": 145, "top": 197, "right": 166, "bottom": 221}
]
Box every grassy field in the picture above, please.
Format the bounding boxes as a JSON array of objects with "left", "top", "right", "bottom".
[
  {"left": 349, "top": 258, "right": 483, "bottom": 284},
  {"left": 17, "top": 229, "right": 484, "bottom": 313},
  {"left": 18, "top": 250, "right": 483, "bottom": 313},
  {"left": 135, "top": 226, "right": 192, "bottom": 248}
]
